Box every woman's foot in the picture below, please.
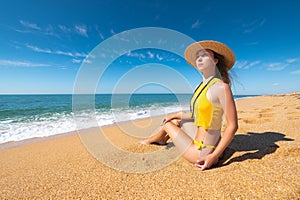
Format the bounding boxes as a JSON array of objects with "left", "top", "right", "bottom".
[
  {"left": 140, "top": 139, "right": 167, "bottom": 145},
  {"left": 140, "top": 133, "right": 169, "bottom": 145}
]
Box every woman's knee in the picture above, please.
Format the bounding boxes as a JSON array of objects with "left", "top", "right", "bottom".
[
  {"left": 163, "top": 120, "right": 179, "bottom": 132},
  {"left": 170, "top": 119, "right": 181, "bottom": 126},
  {"left": 182, "top": 147, "right": 200, "bottom": 163}
]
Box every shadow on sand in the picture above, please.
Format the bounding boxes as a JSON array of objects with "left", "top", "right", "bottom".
[{"left": 216, "top": 132, "right": 294, "bottom": 167}]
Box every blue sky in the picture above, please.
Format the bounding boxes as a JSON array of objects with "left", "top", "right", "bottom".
[{"left": 0, "top": 0, "right": 299, "bottom": 95}]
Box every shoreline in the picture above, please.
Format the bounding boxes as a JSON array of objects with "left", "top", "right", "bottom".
[
  {"left": 0, "top": 94, "right": 262, "bottom": 150},
  {"left": 0, "top": 92, "right": 297, "bottom": 150},
  {"left": 0, "top": 114, "right": 168, "bottom": 150}
]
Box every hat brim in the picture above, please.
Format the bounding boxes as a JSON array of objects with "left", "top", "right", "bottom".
[{"left": 184, "top": 40, "right": 235, "bottom": 70}]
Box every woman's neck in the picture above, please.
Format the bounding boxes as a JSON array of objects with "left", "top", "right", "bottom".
[{"left": 202, "top": 72, "right": 216, "bottom": 84}]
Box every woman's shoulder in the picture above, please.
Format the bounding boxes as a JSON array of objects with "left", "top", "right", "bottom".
[
  {"left": 210, "top": 79, "right": 228, "bottom": 91},
  {"left": 208, "top": 80, "right": 232, "bottom": 98},
  {"left": 208, "top": 80, "right": 233, "bottom": 106}
]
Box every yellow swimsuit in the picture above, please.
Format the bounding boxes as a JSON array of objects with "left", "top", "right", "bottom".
[{"left": 190, "top": 78, "right": 224, "bottom": 149}]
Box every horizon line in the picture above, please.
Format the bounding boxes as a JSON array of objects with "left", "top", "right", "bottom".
[{"left": 0, "top": 92, "right": 193, "bottom": 95}]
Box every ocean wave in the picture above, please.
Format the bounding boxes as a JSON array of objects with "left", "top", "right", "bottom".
[{"left": 0, "top": 103, "right": 189, "bottom": 144}]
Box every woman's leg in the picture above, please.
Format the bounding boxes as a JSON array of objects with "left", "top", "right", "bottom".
[
  {"left": 140, "top": 127, "right": 170, "bottom": 145},
  {"left": 140, "top": 119, "right": 180, "bottom": 145},
  {"left": 141, "top": 119, "right": 201, "bottom": 163},
  {"left": 180, "top": 119, "right": 196, "bottom": 138},
  {"left": 160, "top": 122, "right": 200, "bottom": 163}
]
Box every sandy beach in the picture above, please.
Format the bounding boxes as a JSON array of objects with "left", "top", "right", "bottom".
[{"left": 0, "top": 93, "right": 299, "bottom": 199}]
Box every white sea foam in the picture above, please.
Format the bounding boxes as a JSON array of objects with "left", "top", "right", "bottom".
[{"left": 0, "top": 104, "right": 189, "bottom": 144}]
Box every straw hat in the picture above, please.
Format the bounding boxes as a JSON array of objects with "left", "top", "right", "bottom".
[{"left": 184, "top": 40, "right": 235, "bottom": 70}]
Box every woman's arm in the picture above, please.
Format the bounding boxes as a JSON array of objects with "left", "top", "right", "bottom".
[
  {"left": 212, "top": 83, "right": 238, "bottom": 157},
  {"left": 164, "top": 111, "right": 193, "bottom": 124},
  {"left": 196, "top": 83, "right": 238, "bottom": 170}
]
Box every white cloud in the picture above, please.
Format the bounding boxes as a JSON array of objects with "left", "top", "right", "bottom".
[
  {"left": 16, "top": 21, "right": 94, "bottom": 39},
  {"left": 19, "top": 20, "right": 41, "bottom": 30},
  {"left": 246, "top": 41, "right": 259, "bottom": 46},
  {"left": 74, "top": 24, "right": 88, "bottom": 37},
  {"left": 0, "top": 59, "right": 50, "bottom": 67},
  {"left": 272, "top": 83, "right": 279, "bottom": 86},
  {"left": 235, "top": 60, "right": 248, "bottom": 69},
  {"left": 126, "top": 51, "right": 145, "bottom": 59},
  {"left": 267, "top": 62, "right": 289, "bottom": 71},
  {"left": 147, "top": 51, "right": 154, "bottom": 59},
  {"left": 24, "top": 43, "right": 87, "bottom": 58},
  {"left": 113, "top": 34, "right": 130, "bottom": 42},
  {"left": 286, "top": 58, "right": 300, "bottom": 63},
  {"left": 83, "top": 59, "right": 92, "bottom": 64},
  {"left": 99, "top": 53, "right": 107, "bottom": 58},
  {"left": 44, "top": 25, "right": 58, "bottom": 37},
  {"left": 17, "top": 20, "right": 59, "bottom": 38},
  {"left": 235, "top": 60, "right": 260, "bottom": 69},
  {"left": 95, "top": 25, "right": 105, "bottom": 40},
  {"left": 110, "top": 29, "right": 116, "bottom": 35},
  {"left": 235, "top": 58, "right": 298, "bottom": 72},
  {"left": 156, "top": 54, "right": 163, "bottom": 61},
  {"left": 55, "top": 50, "right": 75, "bottom": 57},
  {"left": 247, "top": 61, "right": 261, "bottom": 68},
  {"left": 58, "top": 25, "right": 72, "bottom": 33},
  {"left": 87, "top": 54, "right": 96, "bottom": 59},
  {"left": 235, "top": 59, "right": 295, "bottom": 72},
  {"left": 242, "top": 18, "right": 266, "bottom": 33},
  {"left": 291, "top": 70, "right": 300, "bottom": 74},
  {"left": 191, "top": 19, "right": 202, "bottom": 29},
  {"left": 99, "top": 32, "right": 105, "bottom": 40},
  {"left": 25, "top": 44, "right": 52, "bottom": 53},
  {"left": 74, "top": 52, "right": 88, "bottom": 57},
  {"left": 72, "top": 59, "right": 82, "bottom": 63}
]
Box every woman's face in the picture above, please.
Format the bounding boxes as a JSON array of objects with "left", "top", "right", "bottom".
[{"left": 195, "top": 49, "right": 218, "bottom": 71}]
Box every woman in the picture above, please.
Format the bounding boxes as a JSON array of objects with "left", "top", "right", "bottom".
[{"left": 141, "top": 40, "right": 238, "bottom": 170}]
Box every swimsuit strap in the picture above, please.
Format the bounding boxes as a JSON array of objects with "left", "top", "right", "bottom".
[
  {"left": 190, "top": 77, "right": 216, "bottom": 118},
  {"left": 193, "top": 139, "right": 216, "bottom": 150}
]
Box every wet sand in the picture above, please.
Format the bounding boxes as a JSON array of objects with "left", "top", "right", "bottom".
[{"left": 0, "top": 93, "right": 299, "bottom": 199}]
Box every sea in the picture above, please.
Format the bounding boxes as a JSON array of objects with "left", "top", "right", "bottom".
[{"left": 0, "top": 94, "right": 255, "bottom": 144}]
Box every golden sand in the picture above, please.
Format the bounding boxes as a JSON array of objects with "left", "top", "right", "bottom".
[{"left": 0, "top": 93, "right": 299, "bottom": 199}]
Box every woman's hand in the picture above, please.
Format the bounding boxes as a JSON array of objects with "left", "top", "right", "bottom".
[
  {"left": 161, "top": 118, "right": 168, "bottom": 125},
  {"left": 194, "top": 153, "right": 218, "bottom": 171},
  {"left": 160, "top": 117, "right": 176, "bottom": 126},
  {"left": 161, "top": 112, "right": 182, "bottom": 126}
]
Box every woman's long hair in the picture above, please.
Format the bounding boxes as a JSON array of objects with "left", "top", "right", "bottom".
[{"left": 213, "top": 51, "right": 231, "bottom": 85}]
